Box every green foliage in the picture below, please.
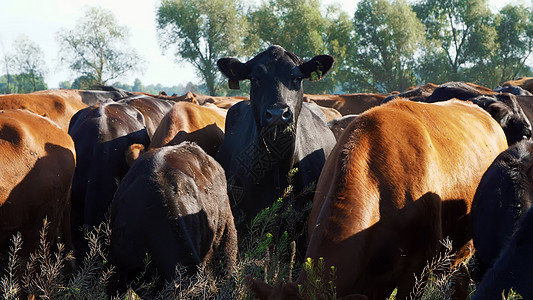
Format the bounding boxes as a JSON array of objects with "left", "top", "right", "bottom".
[
  {"left": 298, "top": 257, "right": 337, "bottom": 300},
  {"left": 156, "top": 0, "right": 248, "bottom": 96},
  {"left": 247, "top": 0, "right": 347, "bottom": 94},
  {"left": 0, "top": 73, "right": 47, "bottom": 94},
  {"left": 56, "top": 6, "right": 145, "bottom": 86},
  {"left": 413, "top": 0, "right": 496, "bottom": 84},
  {"left": 349, "top": 0, "right": 426, "bottom": 92}
]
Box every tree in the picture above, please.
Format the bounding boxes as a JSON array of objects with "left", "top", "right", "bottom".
[
  {"left": 132, "top": 78, "right": 144, "bottom": 92},
  {"left": 156, "top": 0, "right": 247, "bottom": 96},
  {"left": 349, "top": 0, "right": 425, "bottom": 93},
  {"left": 413, "top": 0, "right": 496, "bottom": 83},
  {"left": 246, "top": 0, "right": 351, "bottom": 93},
  {"left": 57, "top": 6, "right": 144, "bottom": 87},
  {"left": 248, "top": 0, "right": 325, "bottom": 59},
  {"left": 10, "top": 35, "right": 48, "bottom": 92},
  {"left": 0, "top": 43, "right": 14, "bottom": 93},
  {"left": 490, "top": 4, "right": 533, "bottom": 85}
]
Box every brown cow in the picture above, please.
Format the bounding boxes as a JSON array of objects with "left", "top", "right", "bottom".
[
  {"left": 250, "top": 99, "right": 508, "bottom": 299},
  {"left": 191, "top": 92, "right": 248, "bottom": 106},
  {"left": 304, "top": 93, "right": 386, "bottom": 116},
  {"left": 149, "top": 101, "right": 226, "bottom": 157},
  {"left": 0, "top": 109, "right": 76, "bottom": 258},
  {"left": 0, "top": 90, "right": 87, "bottom": 132}
]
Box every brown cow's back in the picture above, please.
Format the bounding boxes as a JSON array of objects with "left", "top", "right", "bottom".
[
  {"left": 302, "top": 99, "right": 507, "bottom": 299},
  {"left": 150, "top": 101, "right": 226, "bottom": 157},
  {"left": 0, "top": 109, "right": 76, "bottom": 257},
  {"left": 0, "top": 90, "right": 87, "bottom": 132}
]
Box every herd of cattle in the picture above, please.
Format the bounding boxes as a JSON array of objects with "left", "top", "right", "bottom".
[{"left": 1, "top": 45, "right": 533, "bottom": 299}]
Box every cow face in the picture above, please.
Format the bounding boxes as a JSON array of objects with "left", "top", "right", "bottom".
[{"left": 217, "top": 45, "right": 334, "bottom": 135}]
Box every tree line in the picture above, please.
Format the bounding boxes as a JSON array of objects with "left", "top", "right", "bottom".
[{"left": 2, "top": 0, "right": 533, "bottom": 96}]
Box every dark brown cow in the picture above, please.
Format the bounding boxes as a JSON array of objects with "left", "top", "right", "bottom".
[
  {"left": 502, "top": 77, "right": 533, "bottom": 94},
  {"left": 382, "top": 82, "right": 439, "bottom": 102},
  {"left": 118, "top": 95, "right": 174, "bottom": 138},
  {"left": 149, "top": 101, "right": 226, "bottom": 157},
  {"left": 0, "top": 89, "right": 88, "bottom": 132},
  {"left": 304, "top": 93, "right": 386, "bottom": 116},
  {"left": 250, "top": 99, "right": 508, "bottom": 299},
  {"left": 68, "top": 101, "right": 150, "bottom": 259},
  {"left": 109, "top": 142, "right": 237, "bottom": 292},
  {"left": 0, "top": 109, "right": 76, "bottom": 258}
]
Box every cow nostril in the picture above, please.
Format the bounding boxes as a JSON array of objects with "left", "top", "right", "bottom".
[
  {"left": 266, "top": 111, "right": 273, "bottom": 120},
  {"left": 283, "top": 111, "right": 291, "bottom": 119}
]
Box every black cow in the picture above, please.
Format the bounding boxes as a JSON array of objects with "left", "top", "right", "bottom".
[
  {"left": 471, "top": 139, "right": 533, "bottom": 283},
  {"left": 472, "top": 205, "right": 533, "bottom": 299},
  {"left": 216, "top": 45, "right": 336, "bottom": 253},
  {"left": 109, "top": 142, "right": 238, "bottom": 292},
  {"left": 68, "top": 101, "right": 150, "bottom": 259},
  {"left": 425, "top": 82, "right": 532, "bottom": 146}
]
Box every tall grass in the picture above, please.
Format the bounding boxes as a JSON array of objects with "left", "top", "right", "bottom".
[{"left": 0, "top": 198, "right": 521, "bottom": 299}]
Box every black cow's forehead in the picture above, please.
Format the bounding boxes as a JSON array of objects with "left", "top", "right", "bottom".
[{"left": 246, "top": 45, "right": 303, "bottom": 68}]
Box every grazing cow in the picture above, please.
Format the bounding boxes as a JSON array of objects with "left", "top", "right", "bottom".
[
  {"left": 427, "top": 81, "right": 496, "bottom": 102},
  {"left": 117, "top": 95, "right": 174, "bottom": 138},
  {"left": 494, "top": 84, "right": 533, "bottom": 96},
  {"left": 149, "top": 101, "right": 226, "bottom": 157},
  {"left": 304, "top": 93, "right": 386, "bottom": 116},
  {"left": 471, "top": 139, "right": 533, "bottom": 282},
  {"left": 250, "top": 99, "right": 508, "bottom": 300},
  {"left": 502, "top": 77, "right": 533, "bottom": 94},
  {"left": 0, "top": 109, "right": 76, "bottom": 258},
  {"left": 382, "top": 82, "right": 439, "bottom": 102},
  {"left": 327, "top": 114, "right": 359, "bottom": 140},
  {"left": 0, "top": 90, "right": 88, "bottom": 132},
  {"left": 68, "top": 101, "right": 150, "bottom": 259},
  {"left": 471, "top": 205, "right": 533, "bottom": 299},
  {"left": 109, "top": 142, "right": 237, "bottom": 292},
  {"left": 216, "top": 45, "right": 336, "bottom": 251}
]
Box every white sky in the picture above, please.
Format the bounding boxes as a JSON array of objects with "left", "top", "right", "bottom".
[{"left": 0, "top": 0, "right": 525, "bottom": 89}]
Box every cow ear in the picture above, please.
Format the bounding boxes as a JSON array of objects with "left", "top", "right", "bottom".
[
  {"left": 298, "top": 55, "right": 335, "bottom": 81},
  {"left": 125, "top": 143, "right": 146, "bottom": 167},
  {"left": 217, "top": 57, "right": 250, "bottom": 89}
]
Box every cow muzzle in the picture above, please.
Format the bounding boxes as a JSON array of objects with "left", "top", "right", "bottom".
[{"left": 265, "top": 105, "right": 293, "bottom": 127}]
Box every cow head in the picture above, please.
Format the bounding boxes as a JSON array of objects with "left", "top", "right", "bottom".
[{"left": 217, "top": 45, "right": 334, "bottom": 135}]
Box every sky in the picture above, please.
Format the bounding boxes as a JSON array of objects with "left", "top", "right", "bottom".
[{"left": 0, "top": 0, "right": 526, "bottom": 89}]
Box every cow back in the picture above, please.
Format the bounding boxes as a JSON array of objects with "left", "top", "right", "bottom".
[
  {"left": 150, "top": 101, "right": 226, "bottom": 156},
  {"left": 0, "top": 90, "right": 87, "bottom": 132},
  {"left": 110, "top": 142, "right": 237, "bottom": 289}
]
